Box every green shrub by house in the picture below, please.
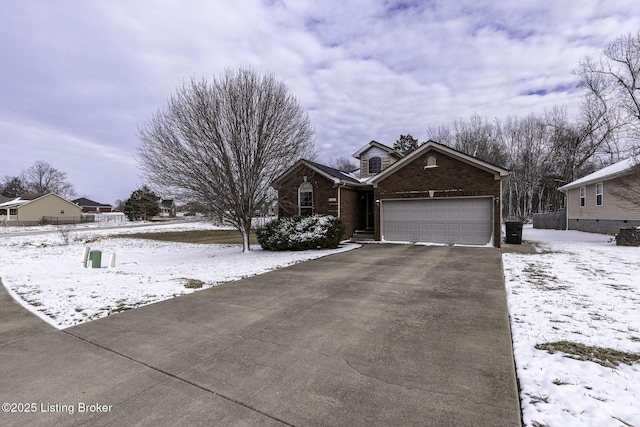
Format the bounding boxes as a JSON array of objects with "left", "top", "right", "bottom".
[{"left": 257, "top": 215, "right": 345, "bottom": 251}]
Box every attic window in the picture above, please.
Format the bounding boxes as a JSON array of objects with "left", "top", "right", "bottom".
[
  {"left": 425, "top": 155, "right": 437, "bottom": 168},
  {"left": 369, "top": 157, "right": 382, "bottom": 174}
]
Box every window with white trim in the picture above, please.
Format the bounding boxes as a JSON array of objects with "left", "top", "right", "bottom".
[
  {"left": 596, "top": 182, "right": 603, "bottom": 206},
  {"left": 368, "top": 156, "right": 382, "bottom": 174},
  {"left": 579, "top": 186, "right": 586, "bottom": 207},
  {"left": 299, "top": 182, "right": 313, "bottom": 216}
]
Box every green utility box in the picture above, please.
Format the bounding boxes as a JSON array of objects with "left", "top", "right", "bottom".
[{"left": 89, "top": 250, "right": 102, "bottom": 268}]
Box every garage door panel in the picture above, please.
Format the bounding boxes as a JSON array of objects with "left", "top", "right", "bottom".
[{"left": 383, "top": 198, "right": 492, "bottom": 245}]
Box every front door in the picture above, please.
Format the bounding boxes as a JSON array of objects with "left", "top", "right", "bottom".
[{"left": 365, "top": 192, "right": 374, "bottom": 230}]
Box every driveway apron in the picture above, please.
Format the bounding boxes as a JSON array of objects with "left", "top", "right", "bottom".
[{"left": 0, "top": 245, "right": 521, "bottom": 426}]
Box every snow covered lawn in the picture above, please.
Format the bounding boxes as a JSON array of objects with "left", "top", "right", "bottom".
[
  {"left": 2, "top": 221, "right": 639, "bottom": 426},
  {"left": 503, "top": 226, "right": 640, "bottom": 427},
  {"left": 0, "top": 221, "right": 358, "bottom": 328}
]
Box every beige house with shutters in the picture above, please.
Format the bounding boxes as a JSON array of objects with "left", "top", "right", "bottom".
[
  {"left": 0, "top": 193, "right": 82, "bottom": 225},
  {"left": 559, "top": 157, "right": 640, "bottom": 233}
]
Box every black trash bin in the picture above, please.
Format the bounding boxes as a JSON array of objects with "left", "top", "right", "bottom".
[{"left": 505, "top": 222, "right": 523, "bottom": 244}]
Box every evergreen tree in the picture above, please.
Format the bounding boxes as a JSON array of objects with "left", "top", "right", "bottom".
[
  {"left": 1, "top": 176, "right": 27, "bottom": 197},
  {"left": 123, "top": 186, "right": 160, "bottom": 221},
  {"left": 393, "top": 134, "right": 420, "bottom": 152}
]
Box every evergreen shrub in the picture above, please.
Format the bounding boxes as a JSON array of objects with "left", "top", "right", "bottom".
[{"left": 257, "top": 215, "right": 345, "bottom": 251}]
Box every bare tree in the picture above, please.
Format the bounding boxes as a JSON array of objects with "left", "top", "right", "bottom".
[
  {"left": 21, "top": 160, "right": 76, "bottom": 199},
  {"left": 451, "top": 114, "right": 508, "bottom": 166},
  {"left": 574, "top": 31, "right": 640, "bottom": 146},
  {"left": 137, "top": 68, "right": 315, "bottom": 252},
  {"left": 425, "top": 122, "right": 454, "bottom": 146},
  {"left": 329, "top": 156, "right": 358, "bottom": 173},
  {"left": 503, "top": 114, "right": 553, "bottom": 219}
]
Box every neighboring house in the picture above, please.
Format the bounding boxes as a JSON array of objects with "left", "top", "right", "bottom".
[
  {"left": 0, "top": 193, "right": 82, "bottom": 225},
  {"left": 72, "top": 197, "right": 115, "bottom": 213},
  {"left": 158, "top": 198, "right": 176, "bottom": 218},
  {"left": 72, "top": 197, "right": 126, "bottom": 223},
  {"left": 559, "top": 157, "right": 640, "bottom": 233},
  {"left": 273, "top": 140, "right": 510, "bottom": 248}
]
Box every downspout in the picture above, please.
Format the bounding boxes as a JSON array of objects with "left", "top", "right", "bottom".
[
  {"left": 337, "top": 182, "right": 346, "bottom": 218},
  {"left": 565, "top": 190, "right": 569, "bottom": 230}
]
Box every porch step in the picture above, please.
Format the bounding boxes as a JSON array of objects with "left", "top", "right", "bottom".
[{"left": 350, "top": 230, "right": 375, "bottom": 242}]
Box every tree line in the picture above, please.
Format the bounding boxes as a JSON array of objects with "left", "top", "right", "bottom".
[{"left": 392, "top": 30, "right": 640, "bottom": 220}]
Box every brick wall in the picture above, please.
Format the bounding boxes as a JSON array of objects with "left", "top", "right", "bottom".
[
  {"left": 277, "top": 164, "right": 356, "bottom": 240},
  {"left": 277, "top": 164, "right": 337, "bottom": 217},
  {"left": 373, "top": 150, "right": 503, "bottom": 246},
  {"left": 339, "top": 186, "right": 362, "bottom": 238}
]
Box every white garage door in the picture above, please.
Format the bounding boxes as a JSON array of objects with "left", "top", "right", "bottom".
[{"left": 382, "top": 198, "right": 493, "bottom": 245}]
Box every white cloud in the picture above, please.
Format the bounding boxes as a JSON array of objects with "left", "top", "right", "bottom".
[{"left": 1, "top": 0, "right": 639, "bottom": 202}]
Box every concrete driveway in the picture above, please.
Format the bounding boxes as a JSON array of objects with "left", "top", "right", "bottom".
[{"left": 1, "top": 244, "right": 521, "bottom": 426}]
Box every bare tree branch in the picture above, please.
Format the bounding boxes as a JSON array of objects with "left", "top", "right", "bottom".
[
  {"left": 137, "top": 67, "right": 315, "bottom": 251},
  {"left": 21, "top": 160, "right": 76, "bottom": 199}
]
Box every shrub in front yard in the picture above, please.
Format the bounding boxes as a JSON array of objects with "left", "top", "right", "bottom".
[{"left": 256, "top": 215, "right": 345, "bottom": 251}]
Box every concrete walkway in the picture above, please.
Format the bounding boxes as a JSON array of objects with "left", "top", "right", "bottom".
[{"left": 0, "top": 245, "right": 521, "bottom": 426}]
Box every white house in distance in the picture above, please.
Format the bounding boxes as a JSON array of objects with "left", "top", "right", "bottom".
[{"left": 559, "top": 157, "right": 640, "bottom": 233}]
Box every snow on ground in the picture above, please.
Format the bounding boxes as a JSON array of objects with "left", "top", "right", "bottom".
[
  {"left": 0, "top": 220, "right": 358, "bottom": 328},
  {"left": 2, "top": 220, "right": 639, "bottom": 426},
  {"left": 503, "top": 225, "right": 640, "bottom": 427}
]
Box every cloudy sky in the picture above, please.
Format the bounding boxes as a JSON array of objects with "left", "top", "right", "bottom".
[{"left": 1, "top": 0, "right": 638, "bottom": 205}]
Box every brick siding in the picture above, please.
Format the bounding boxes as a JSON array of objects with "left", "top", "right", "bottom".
[
  {"left": 277, "top": 164, "right": 356, "bottom": 239},
  {"left": 374, "top": 150, "right": 502, "bottom": 247}
]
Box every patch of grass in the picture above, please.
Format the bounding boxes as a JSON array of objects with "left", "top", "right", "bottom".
[
  {"left": 184, "top": 278, "right": 204, "bottom": 289},
  {"left": 522, "top": 262, "right": 571, "bottom": 291},
  {"left": 113, "top": 229, "right": 258, "bottom": 245},
  {"left": 527, "top": 393, "right": 550, "bottom": 405},
  {"left": 535, "top": 340, "right": 640, "bottom": 368}
]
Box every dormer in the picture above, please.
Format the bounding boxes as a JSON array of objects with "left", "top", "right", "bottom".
[{"left": 352, "top": 140, "right": 404, "bottom": 179}]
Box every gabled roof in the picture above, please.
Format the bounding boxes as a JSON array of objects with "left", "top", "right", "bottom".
[
  {"left": 558, "top": 157, "right": 637, "bottom": 192},
  {"left": 0, "top": 197, "right": 26, "bottom": 209},
  {"left": 0, "top": 193, "right": 46, "bottom": 208},
  {"left": 0, "top": 193, "right": 78, "bottom": 209},
  {"left": 352, "top": 140, "right": 403, "bottom": 159},
  {"left": 368, "top": 140, "right": 510, "bottom": 185},
  {"left": 73, "top": 197, "right": 112, "bottom": 207},
  {"left": 18, "top": 193, "right": 46, "bottom": 201},
  {"left": 272, "top": 159, "right": 361, "bottom": 187}
]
